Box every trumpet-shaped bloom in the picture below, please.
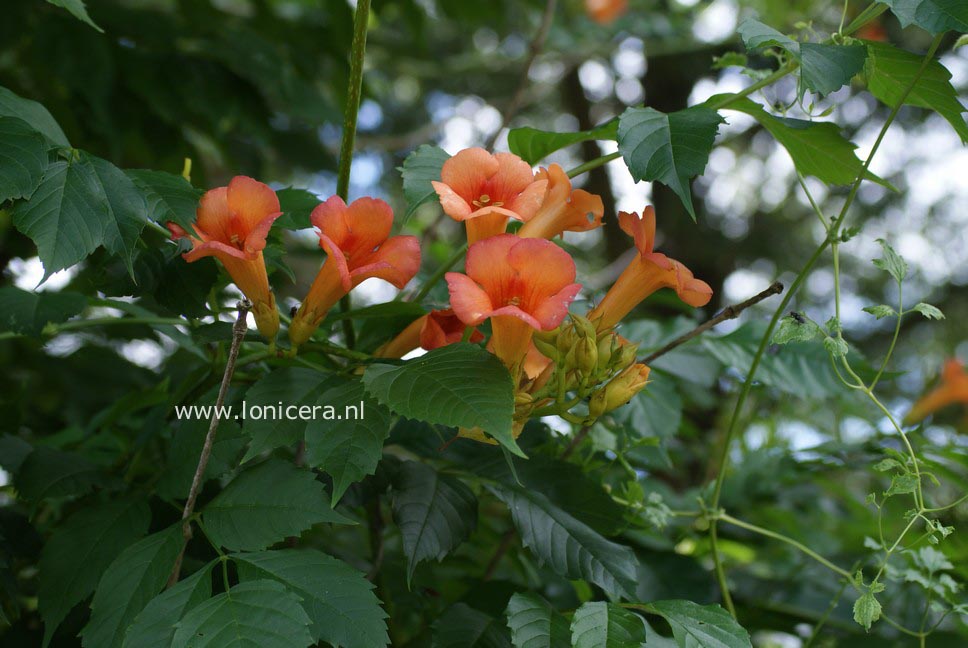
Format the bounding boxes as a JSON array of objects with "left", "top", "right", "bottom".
[
  {"left": 167, "top": 176, "right": 281, "bottom": 339},
  {"left": 905, "top": 359, "right": 968, "bottom": 423},
  {"left": 446, "top": 235, "right": 581, "bottom": 376},
  {"left": 586, "top": 0, "right": 628, "bottom": 23},
  {"left": 376, "top": 309, "right": 484, "bottom": 358},
  {"left": 588, "top": 207, "right": 712, "bottom": 330},
  {"left": 432, "top": 148, "right": 548, "bottom": 244},
  {"left": 289, "top": 196, "right": 421, "bottom": 346},
  {"left": 518, "top": 164, "right": 604, "bottom": 240}
]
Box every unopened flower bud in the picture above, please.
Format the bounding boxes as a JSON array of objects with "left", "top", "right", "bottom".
[
  {"left": 571, "top": 314, "right": 597, "bottom": 341},
  {"left": 575, "top": 336, "right": 599, "bottom": 380},
  {"left": 532, "top": 335, "right": 559, "bottom": 361},
  {"left": 600, "top": 364, "right": 651, "bottom": 412}
]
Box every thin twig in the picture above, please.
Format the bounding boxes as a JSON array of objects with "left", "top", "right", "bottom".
[
  {"left": 484, "top": 0, "right": 558, "bottom": 150},
  {"left": 561, "top": 425, "right": 589, "bottom": 459},
  {"left": 167, "top": 301, "right": 250, "bottom": 587},
  {"left": 640, "top": 282, "right": 784, "bottom": 364},
  {"left": 483, "top": 529, "right": 516, "bottom": 581}
]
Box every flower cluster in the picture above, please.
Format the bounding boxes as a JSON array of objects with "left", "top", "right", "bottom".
[{"left": 169, "top": 146, "right": 712, "bottom": 445}]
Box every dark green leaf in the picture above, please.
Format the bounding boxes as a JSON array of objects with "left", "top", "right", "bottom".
[
  {"left": 865, "top": 41, "right": 968, "bottom": 144},
  {"left": 617, "top": 106, "right": 724, "bottom": 220},
  {"left": 171, "top": 579, "right": 313, "bottom": 648},
  {"left": 645, "top": 600, "right": 752, "bottom": 648},
  {"left": 122, "top": 562, "right": 214, "bottom": 648},
  {"left": 275, "top": 187, "right": 319, "bottom": 230},
  {"left": 201, "top": 459, "right": 351, "bottom": 551},
  {"left": 505, "top": 593, "right": 571, "bottom": 648},
  {"left": 391, "top": 461, "right": 477, "bottom": 581},
  {"left": 80, "top": 525, "right": 183, "bottom": 648},
  {"left": 11, "top": 158, "right": 106, "bottom": 278},
  {"left": 737, "top": 19, "right": 799, "bottom": 53},
  {"left": 800, "top": 43, "right": 867, "bottom": 95},
  {"left": 0, "top": 86, "right": 70, "bottom": 147},
  {"left": 0, "top": 116, "right": 49, "bottom": 202},
  {"left": 362, "top": 343, "right": 521, "bottom": 457},
  {"left": 507, "top": 120, "right": 618, "bottom": 165},
  {"left": 39, "top": 498, "right": 151, "bottom": 648},
  {"left": 46, "top": 0, "right": 104, "bottom": 32},
  {"left": 721, "top": 97, "right": 891, "bottom": 187},
  {"left": 127, "top": 170, "right": 202, "bottom": 232},
  {"left": 400, "top": 144, "right": 450, "bottom": 220},
  {"left": 879, "top": 0, "right": 968, "bottom": 35},
  {"left": 233, "top": 549, "right": 389, "bottom": 648},
  {"left": 611, "top": 372, "right": 682, "bottom": 441},
  {"left": 86, "top": 155, "right": 148, "bottom": 275},
  {"left": 304, "top": 378, "right": 392, "bottom": 504},
  {"left": 16, "top": 446, "right": 103, "bottom": 501},
  {"left": 570, "top": 602, "right": 646, "bottom": 648},
  {"left": 489, "top": 485, "right": 639, "bottom": 599},
  {"left": 433, "top": 603, "right": 511, "bottom": 648},
  {"left": 0, "top": 287, "right": 86, "bottom": 336},
  {"left": 242, "top": 368, "right": 334, "bottom": 463}
]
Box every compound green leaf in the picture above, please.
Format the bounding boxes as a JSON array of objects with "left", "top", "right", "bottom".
[
  {"left": 201, "top": 459, "right": 351, "bottom": 551},
  {"left": 505, "top": 593, "right": 570, "bottom": 648},
  {"left": 16, "top": 446, "right": 103, "bottom": 502},
  {"left": 737, "top": 19, "right": 799, "bottom": 54},
  {"left": 617, "top": 106, "right": 724, "bottom": 220},
  {"left": 39, "top": 498, "right": 151, "bottom": 647},
  {"left": 489, "top": 485, "right": 638, "bottom": 599},
  {"left": 362, "top": 343, "right": 520, "bottom": 456},
  {"left": 87, "top": 154, "right": 148, "bottom": 275},
  {"left": 879, "top": 0, "right": 968, "bottom": 34},
  {"left": 0, "top": 116, "right": 49, "bottom": 203},
  {"left": 233, "top": 549, "right": 389, "bottom": 648},
  {"left": 127, "top": 169, "right": 202, "bottom": 232},
  {"left": 800, "top": 43, "right": 867, "bottom": 95},
  {"left": 400, "top": 144, "right": 450, "bottom": 220},
  {"left": 865, "top": 41, "right": 968, "bottom": 143},
  {"left": 122, "top": 562, "right": 215, "bottom": 648},
  {"left": 171, "top": 580, "right": 313, "bottom": 648},
  {"left": 46, "top": 0, "right": 104, "bottom": 32},
  {"left": 304, "top": 377, "right": 392, "bottom": 505},
  {"left": 0, "top": 86, "right": 69, "bottom": 147},
  {"left": 433, "top": 603, "right": 511, "bottom": 648},
  {"left": 644, "top": 600, "right": 752, "bottom": 648},
  {"left": 0, "top": 286, "right": 86, "bottom": 336},
  {"left": 508, "top": 120, "right": 618, "bottom": 165},
  {"left": 570, "top": 602, "right": 646, "bottom": 648},
  {"left": 80, "top": 525, "right": 183, "bottom": 648},
  {"left": 390, "top": 461, "right": 477, "bottom": 582}
]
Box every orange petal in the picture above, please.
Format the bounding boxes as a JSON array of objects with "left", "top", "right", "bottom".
[
  {"left": 183, "top": 239, "right": 251, "bottom": 263},
  {"left": 618, "top": 207, "right": 656, "bottom": 256},
  {"left": 432, "top": 180, "right": 474, "bottom": 221},
  {"left": 491, "top": 152, "right": 540, "bottom": 198},
  {"left": 530, "top": 283, "right": 582, "bottom": 330},
  {"left": 439, "top": 148, "right": 500, "bottom": 200},
  {"left": 505, "top": 178, "right": 548, "bottom": 222},
  {"left": 464, "top": 234, "right": 520, "bottom": 299},
  {"left": 446, "top": 272, "right": 495, "bottom": 326},
  {"left": 196, "top": 187, "right": 233, "bottom": 243},
  {"left": 317, "top": 232, "right": 353, "bottom": 292},
  {"left": 507, "top": 237, "right": 578, "bottom": 303},
  {"left": 227, "top": 176, "right": 281, "bottom": 234},
  {"left": 350, "top": 235, "right": 421, "bottom": 289},
  {"left": 343, "top": 197, "right": 395, "bottom": 257}
]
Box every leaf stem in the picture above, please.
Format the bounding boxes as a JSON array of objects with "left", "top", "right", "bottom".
[{"left": 409, "top": 243, "right": 468, "bottom": 302}]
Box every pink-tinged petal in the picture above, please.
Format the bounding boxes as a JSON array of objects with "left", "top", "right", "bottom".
[
  {"left": 464, "top": 234, "right": 519, "bottom": 298},
  {"left": 183, "top": 239, "right": 252, "bottom": 263},
  {"left": 565, "top": 190, "right": 605, "bottom": 232},
  {"left": 618, "top": 207, "right": 656, "bottom": 256},
  {"left": 227, "top": 176, "right": 281, "bottom": 233},
  {"left": 643, "top": 250, "right": 674, "bottom": 271},
  {"left": 507, "top": 237, "right": 577, "bottom": 307},
  {"left": 166, "top": 222, "right": 189, "bottom": 240},
  {"left": 310, "top": 196, "right": 352, "bottom": 246},
  {"left": 439, "top": 148, "right": 499, "bottom": 198},
  {"left": 531, "top": 282, "right": 582, "bottom": 330},
  {"left": 244, "top": 212, "right": 283, "bottom": 254},
  {"left": 196, "top": 187, "right": 232, "bottom": 243},
  {"left": 504, "top": 178, "right": 548, "bottom": 222},
  {"left": 466, "top": 204, "right": 531, "bottom": 222},
  {"left": 344, "top": 196, "right": 395, "bottom": 252},
  {"left": 432, "top": 181, "right": 474, "bottom": 221},
  {"left": 446, "top": 272, "right": 495, "bottom": 326},
  {"left": 490, "top": 152, "right": 539, "bottom": 197},
  {"left": 351, "top": 235, "right": 420, "bottom": 288},
  {"left": 485, "top": 305, "right": 544, "bottom": 330},
  {"left": 673, "top": 264, "right": 713, "bottom": 307},
  {"left": 317, "top": 232, "right": 353, "bottom": 292}
]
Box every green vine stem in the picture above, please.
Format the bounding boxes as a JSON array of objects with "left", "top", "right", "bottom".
[
  {"left": 706, "top": 32, "right": 946, "bottom": 618},
  {"left": 334, "top": 0, "right": 372, "bottom": 349}
]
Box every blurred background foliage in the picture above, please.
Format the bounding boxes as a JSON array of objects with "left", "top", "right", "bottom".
[{"left": 1, "top": 0, "right": 966, "bottom": 646}]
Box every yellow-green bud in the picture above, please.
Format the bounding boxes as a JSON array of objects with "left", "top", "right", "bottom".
[
  {"left": 532, "top": 335, "right": 559, "bottom": 361},
  {"left": 600, "top": 364, "right": 651, "bottom": 412},
  {"left": 575, "top": 336, "right": 599, "bottom": 380},
  {"left": 571, "top": 314, "right": 597, "bottom": 341}
]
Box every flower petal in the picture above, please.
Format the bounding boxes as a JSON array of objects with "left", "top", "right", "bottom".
[
  {"left": 349, "top": 235, "right": 421, "bottom": 288},
  {"left": 317, "top": 232, "right": 353, "bottom": 292},
  {"left": 530, "top": 283, "right": 582, "bottom": 330},
  {"left": 433, "top": 181, "right": 474, "bottom": 221},
  {"left": 244, "top": 212, "right": 283, "bottom": 254},
  {"left": 618, "top": 207, "right": 656, "bottom": 256},
  {"left": 439, "top": 147, "right": 499, "bottom": 199},
  {"left": 183, "top": 239, "right": 252, "bottom": 262},
  {"left": 504, "top": 178, "right": 548, "bottom": 222},
  {"left": 446, "top": 272, "right": 495, "bottom": 326},
  {"left": 227, "top": 176, "right": 281, "bottom": 233},
  {"left": 196, "top": 187, "right": 232, "bottom": 243}
]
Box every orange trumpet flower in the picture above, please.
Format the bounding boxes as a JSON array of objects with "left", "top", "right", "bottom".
[
  {"left": 376, "top": 308, "right": 484, "bottom": 359},
  {"left": 588, "top": 207, "right": 712, "bottom": 330},
  {"left": 586, "top": 0, "right": 628, "bottom": 24},
  {"left": 905, "top": 359, "right": 968, "bottom": 424},
  {"left": 518, "top": 164, "right": 604, "bottom": 240},
  {"left": 289, "top": 196, "right": 421, "bottom": 347},
  {"left": 432, "top": 148, "right": 548, "bottom": 244},
  {"left": 446, "top": 234, "right": 581, "bottom": 376},
  {"left": 167, "top": 176, "right": 281, "bottom": 339}
]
